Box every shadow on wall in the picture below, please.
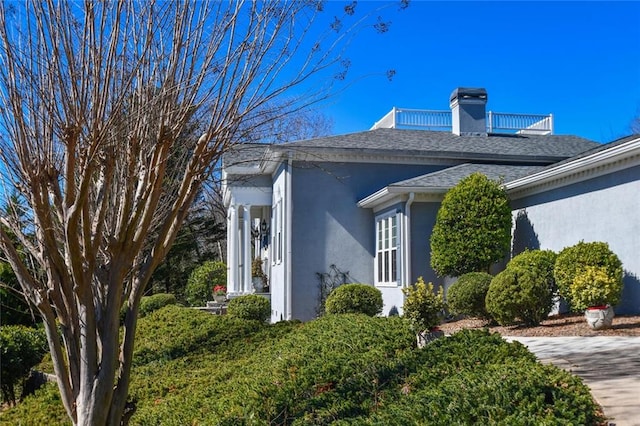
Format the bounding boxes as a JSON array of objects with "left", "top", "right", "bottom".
[
  {"left": 617, "top": 271, "right": 640, "bottom": 315},
  {"left": 511, "top": 209, "right": 540, "bottom": 257}
]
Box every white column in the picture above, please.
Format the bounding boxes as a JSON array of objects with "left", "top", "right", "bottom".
[
  {"left": 227, "top": 205, "right": 238, "bottom": 293},
  {"left": 242, "top": 205, "right": 252, "bottom": 293}
]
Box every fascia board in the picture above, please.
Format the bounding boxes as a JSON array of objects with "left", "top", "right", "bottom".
[
  {"left": 506, "top": 137, "right": 640, "bottom": 198},
  {"left": 358, "top": 186, "right": 448, "bottom": 209}
]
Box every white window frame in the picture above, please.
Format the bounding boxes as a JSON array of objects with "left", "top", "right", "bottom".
[{"left": 374, "top": 211, "right": 400, "bottom": 287}]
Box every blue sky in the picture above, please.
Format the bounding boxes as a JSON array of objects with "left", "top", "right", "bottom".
[{"left": 315, "top": 1, "right": 640, "bottom": 143}]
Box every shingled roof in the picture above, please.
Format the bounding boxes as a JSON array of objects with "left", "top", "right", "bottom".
[
  {"left": 277, "top": 128, "right": 598, "bottom": 160},
  {"left": 388, "top": 164, "right": 545, "bottom": 190},
  {"left": 222, "top": 127, "right": 600, "bottom": 176}
]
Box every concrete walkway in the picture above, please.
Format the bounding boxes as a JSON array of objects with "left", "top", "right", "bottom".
[{"left": 505, "top": 336, "right": 640, "bottom": 426}]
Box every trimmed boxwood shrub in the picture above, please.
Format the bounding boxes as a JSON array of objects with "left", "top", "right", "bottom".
[
  {"left": 325, "top": 283, "right": 383, "bottom": 317},
  {"left": 227, "top": 294, "right": 271, "bottom": 323},
  {"left": 139, "top": 293, "right": 177, "bottom": 317},
  {"left": 402, "top": 277, "right": 445, "bottom": 331},
  {"left": 485, "top": 250, "right": 557, "bottom": 326},
  {"left": 554, "top": 241, "right": 623, "bottom": 311},
  {"left": 430, "top": 172, "right": 512, "bottom": 277},
  {"left": 446, "top": 272, "right": 493, "bottom": 319},
  {"left": 0, "top": 325, "right": 48, "bottom": 405},
  {"left": 485, "top": 269, "right": 551, "bottom": 326},
  {"left": 184, "top": 260, "right": 227, "bottom": 307}
]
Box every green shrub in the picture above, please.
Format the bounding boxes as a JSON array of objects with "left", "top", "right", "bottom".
[
  {"left": 484, "top": 250, "right": 557, "bottom": 326},
  {"left": 446, "top": 272, "right": 492, "bottom": 319},
  {"left": 554, "top": 241, "right": 623, "bottom": 311},
  {"left": 184, "top": 260, "right": 227, "bottom": 307},
  {"left": 509, "top": 249, "right": 557, "bottom": 294},
  {"left": 486, "top": 265, "right": 554, "bottom": 326},
  {"left": 227, "top": 294, "right": 271, "bottom": 323},
  {"left": 0, "top": 313, "right": 602, "bottom": 425},
  {"left": 139, "top": 293, "right": 177, "bottom": 317},
  {"left": 324, "top": 283, "right": 383, "bottom": 316},
  {"left": 0, "top": 325, "right": 48, "bottom": 405},
  {"left": 569, "top": 266, "right": 623, "bottom": 311},
  {"left": 430, "top": 173, "right": 512, "bottom": 276},
  {"left": 402, "top": 277, "right": 445, "bottom": 331}
]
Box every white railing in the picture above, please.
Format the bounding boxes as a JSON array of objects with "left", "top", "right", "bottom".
[{"left": 371, "top": 108, "right": 553, "bottom": 135}]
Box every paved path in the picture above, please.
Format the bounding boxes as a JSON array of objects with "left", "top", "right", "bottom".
[{"left": 505, "top": 336, "right": 640, "bottom": 426}]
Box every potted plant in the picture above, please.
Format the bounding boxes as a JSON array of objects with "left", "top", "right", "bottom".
[
  {"left": 212, "top": 285, "right": 227, "bottom": 303},
  {"left": 569, "top": 266, "right": 623, "bottom": 329},
  {"left": 402, "top": 277, "right": 446, "bottom": 347},
  {"left": 251, "top": 258, "right": 266, "bottom": 293},
  {"left": 555, "top": 241, "right": 623, "bottom": 330}
]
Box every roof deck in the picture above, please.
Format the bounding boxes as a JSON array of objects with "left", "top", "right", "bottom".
[{"left": 371, "top": 107, "right": 554, "bottom": 135}]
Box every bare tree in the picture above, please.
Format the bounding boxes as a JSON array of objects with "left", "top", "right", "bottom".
[{"left": 0, "top": 1, "right": 403, "bottom": 424}]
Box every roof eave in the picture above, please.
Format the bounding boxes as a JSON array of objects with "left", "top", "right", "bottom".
[{"left": 506, "top": 136, "right": 640, "bottom": 197}]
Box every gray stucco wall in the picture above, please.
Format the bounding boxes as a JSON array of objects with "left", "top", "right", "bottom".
[
  {"left": 511, "top": 165, "right": 640, "bottom": 314},
  {"left": 289, "top": 161, "right": 446, "bottom": 321},
  {"left": 410, "top": 202, "right": 442, "bottom": 286}
]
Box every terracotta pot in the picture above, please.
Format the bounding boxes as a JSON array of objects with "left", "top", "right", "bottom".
[{"left": 585, "top": 305, "right": 614, "bottom": 330}]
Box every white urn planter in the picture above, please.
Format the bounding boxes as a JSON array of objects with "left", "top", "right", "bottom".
[
  {"left": 252, "top": 276, "right": 265, "bottom": 293},
  {"left": 416, "top": 328, "right": 445, "bottom": 348},
  {"left": 585, "top": 305, "right": 614, "bottom": 330}
]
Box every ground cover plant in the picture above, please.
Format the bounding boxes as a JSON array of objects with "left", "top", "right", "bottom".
[{"left": 2, "top": 305, "right": 603, "bottom": 425}]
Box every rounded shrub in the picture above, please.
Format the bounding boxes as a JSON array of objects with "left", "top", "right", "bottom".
[
  {"left": 446, "top": 272, "right": 492, "bottom": 319},
  {"left": 227, "top": 294, "right": 271, "bottom": 323},
  {"left": 185, "top": 260, "right": 227, "bottom": 307},
  {"left": 554, "top": 241, "right": 623, "bottom": 311},
  {"left": 430, "top": 173, "right": 512, "bottom": 277},
  {"left": 508, "top": 249, "right": 557, "bottom": 293},
  {"left": 486, "top": 266, "right": 554, "bottom": 326},
  {"left": 139, "top": 293, "right": 177, "bottom": 317},
  {"left": 324, "top": 283, "right": 383, "bottom": 317},
  {"left": 402, "top": 277, "right": 446, "bottom": 331},
  {"left": 569, "top": 266, "right": 623, "bottom": 311},
  {"left": 0, "top": 325, "right": 48, "bottom": 405}
]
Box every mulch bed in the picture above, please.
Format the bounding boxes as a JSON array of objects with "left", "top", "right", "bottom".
[{"left": 439, "top": 313, "right": 640, "bottom": 337}]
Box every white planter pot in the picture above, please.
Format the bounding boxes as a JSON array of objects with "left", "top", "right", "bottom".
[
  {"left": 252, "top": 276, "right": 265, "bottom": 293},
  {"left": 416, "top": 329, "right": 444, "bottom": 348},
  {"left": 585, "top": 305, "right": 615, "bottom": 330}
]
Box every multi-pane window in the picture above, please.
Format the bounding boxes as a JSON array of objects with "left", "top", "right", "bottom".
[{"left": 376, "top": 215, "right": 398, "bottom": 285}]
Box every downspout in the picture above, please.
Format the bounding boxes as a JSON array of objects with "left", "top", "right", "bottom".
[
  {"left": 404, "top": 193, "right": 415, "bottom": 288},
  {"left": 285, "top": 153, "right": 293, "bottom": 320}
]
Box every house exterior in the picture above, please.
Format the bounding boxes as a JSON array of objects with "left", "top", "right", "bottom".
[{"left": 222, "top": 88, "right": 640, "bottom": 322}]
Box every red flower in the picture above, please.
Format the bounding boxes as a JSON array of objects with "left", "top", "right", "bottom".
[{"left": 213, "top": 285, "right": 226, "bottom": 295}]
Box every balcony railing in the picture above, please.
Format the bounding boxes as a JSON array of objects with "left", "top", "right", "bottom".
[{"left": 371, "top": 107, "right": 553, "bottom": 135}]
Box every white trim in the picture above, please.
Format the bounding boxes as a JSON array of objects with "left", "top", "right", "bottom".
[
  {"left": 358, "top": 186, "right": 448, "bottom": 210},
  {"left": 374, "top": 212, "right": 401, "bottom": 287},
  {"left": 285, "top": 154, "right": 293, "bottom": 320},
  {"left": 403, "top": 193, "right": 415, "bottom": 288},
  {"left": 506, "top": 136, "right": 640, "bottom": 199}
]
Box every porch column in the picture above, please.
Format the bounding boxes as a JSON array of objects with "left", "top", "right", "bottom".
[
  {"left": 227, "top": 205, "right": 239, "bottom": 293},
  {"left": 242, "top": 205, "right": 252, "bottom": 293}
]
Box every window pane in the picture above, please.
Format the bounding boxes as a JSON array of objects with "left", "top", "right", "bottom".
[
  {"left": 384, "top": 251, "right": 389, "bottom": 282},
  {"left": 391, "top": 216, "right": 397, "bottom": 247},
  {"left": 391, "top": 249, "right": 397, "bottom": 281},
  {"left": 384, "top": 219, "right": 389, "bottom": 249},
  {"left": 378, "top": 254, "right": 383, "bottom": 282}
]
